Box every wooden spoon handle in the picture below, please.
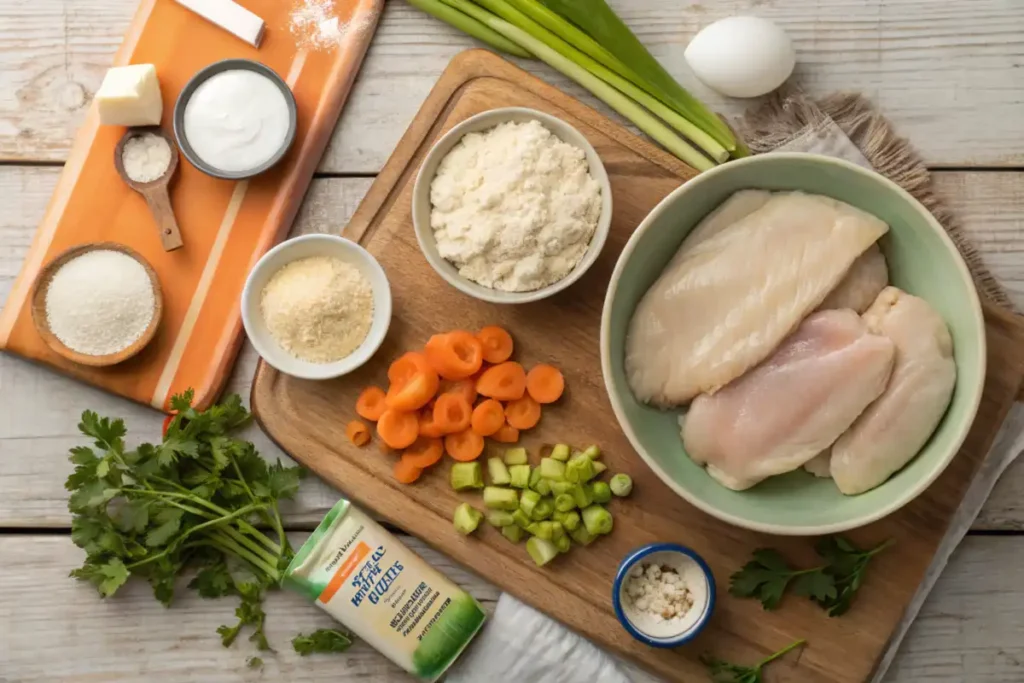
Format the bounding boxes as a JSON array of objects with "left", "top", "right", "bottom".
[{"left": 142, "top": 186, "right": 184, "bottom": 251}]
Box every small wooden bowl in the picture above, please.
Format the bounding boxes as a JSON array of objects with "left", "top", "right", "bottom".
[{"left": 30, "top": 242, "right": 164, "bottom": 367}]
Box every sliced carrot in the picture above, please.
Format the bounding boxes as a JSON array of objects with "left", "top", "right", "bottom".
[
  {"left": 477, "top": 326, "right": 514, "bottom": 363},
  {"left": 393, "top": 456, "right": 423, "bottom": 484},
  {"left": 526, "top": 364, "right": 565, "bottom": 404},
  {"left": 356, "top": 386, "right": 388, "bottom": 421},
  {"left": 385, "top": 352, "right": 439, "bottom": 412},
  {"left": 492, "top": 422, "right": 520, "bottom": 444},
  {"left": 433, "top": 393, "right": 473, "bottom": 434},
  {"left": 418, "top": 407, "right": 446, "bottom": 438},
  {"left": 476, "top": 361, "right": 527, "bottom": 401},
  {"left": 439, "top": 377, "right": 478, "bottom": 406},
  {"left": 346, "top": 420, "right": 371, "bottom": 447},
  {"left": 505, "top": 395, "right": 542, "bottom": 431},
  {"left": 471, "top": 399, "right": 506, "bottom": 437},
  {"left": 377, "top": 409, "right": 420, "bottom": 449},
  {"left": 403, "top": 436, "right": 444, "bottom": 468},
  {"left": 445, "top": 429, "right": 485, "bottom": 462},
  {"left": 425, "top": 331, "right": 484, "bottom": 380}
]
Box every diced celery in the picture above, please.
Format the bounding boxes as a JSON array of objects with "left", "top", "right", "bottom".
[
  {"left": 487, "top": 510, "right": 516, "bottom": 527},
  {"left": 453, "top": 503, "right": 483, "bottom": 535},
  {"left": 610, "top": 474, "right": 633, "bottom": 497},
  {"left": 532, "top": 497, "right": 555, "bottom": 521},
  {"left": 581, "top": 504, "right": 613, "bottom": 535},
  {"left": 539, "top": 457, "right": 566, "bottom": 480},
  {"left": 533, "top": 521, "right": 555, "bottom": 540},
  {"left": 526, "top": 537, "right": 559, "bottom": 566},
  {"left": 528, "top": 467, "right": 543, "bottom": 490},
  {"left": 487, "top": 457, "right": 512, "bottom": 486},
  {"left": 582, "top": 445, "right": 602, "bottom": 460},
  {"left": 504, "top": 447, "right": 529, "bottom": 466},
  {"left": 509, "top": 464, "right": 531, "bottom": 489},
  {"left": 591, "top": 461, "right": 608, "bottom": 476},
  {"left": 512, "top": 509, "right": 532, "bottom": 529},
  {"left": 519, "top": 489, "right": 541, "bottom": 518},
  {"left": 451, "top": 462, "right": 484, "bottom": 491},
  {"left": 555, "top": 534, "right": 571, "bottom": 553},
  {"left": 502, "top": 524, "right": 524, "bottom": 543},
  {"left": 554, "top": 493, "right": 576, "bottom": 512},
  {"left": 590, "top": 481, "right": 612, "bottom": 504},
  {"left": 535, "top": 478, "right": 552, "bottom": 496},
  {"left": 526, "top": 522, "right": 543, "bottom": 537},
  {"left": 549, "top": 521, "right": 565, "bottom": 542},
  {"left": 571, "top": 482, "right": 593, "bottom": 509},
  {"left": 550, "top": 481, "right": 573, "bottom": 496},
  {"left": 483, "top": 486, "right": 520, "bottom": 511},
  {"left": 550, "top": 444, "right": 571, "bottom": 461},
  {"left": 569, "top": 525, "right": 595, "bottom": 546},
  {"left": 565, "top": 455, "right": 596, "bottom": 483},
  {"left": 554, "top": 509, "right": 580, "bottom": 532}
]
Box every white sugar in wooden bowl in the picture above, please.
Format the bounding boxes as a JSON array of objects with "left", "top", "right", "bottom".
[{"left": 31, "top": 243, "right": 163, "bottom": 367}]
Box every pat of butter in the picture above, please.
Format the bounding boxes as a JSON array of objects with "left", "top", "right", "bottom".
[{"left": 96, "top": 64, "right": 163, "bottom": 127}]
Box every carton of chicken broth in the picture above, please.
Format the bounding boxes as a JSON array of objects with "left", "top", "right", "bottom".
[{"left": 283, "top": 499, "right": 486, "bottom": 680}]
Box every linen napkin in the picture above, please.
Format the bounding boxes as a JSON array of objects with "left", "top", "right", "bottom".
[{"left": 447, "top": 92, "right": 1024, "bottom": 683}]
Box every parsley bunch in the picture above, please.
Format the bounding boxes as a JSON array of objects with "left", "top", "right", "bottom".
[
  {"left": 66, "top": 390, "right": 304, "bottom": 651},
  {"left": 730, "top": 536, "right": 892, "bottom": 616}
]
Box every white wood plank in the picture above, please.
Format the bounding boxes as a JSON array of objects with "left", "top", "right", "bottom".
[
  {"left": 0, "top": 533, "right": 499, "bottom": 682},
  {"left": 1, "top": 0, "right": 1022, "bottom": 169},
  {"left": 0, "top": 534, "right": 1020, "bottom": 681},
  {"left": 2, "top": 166, "right": 1023, "bottom": 529}
]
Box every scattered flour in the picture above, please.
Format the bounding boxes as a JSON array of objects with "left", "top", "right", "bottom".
[
  {"left": 288, "top": 0, "right": 372, "bottom": 51},
  {"left": 429, "top": 119, "right": 602, "bottom": 293}
]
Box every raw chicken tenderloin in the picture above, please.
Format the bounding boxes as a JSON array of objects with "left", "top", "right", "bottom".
[
  {"left": 831, "top": 287, "right": 957, "bottom": 495},
  {"left": 682, "top": 310, "right": 896, "bottom": 491},
  {"left": 817, "top": 244, "right": 889, "bottom": 314},
  {"left": 626, "top": 192, "right": 889, "bottom": 406}
]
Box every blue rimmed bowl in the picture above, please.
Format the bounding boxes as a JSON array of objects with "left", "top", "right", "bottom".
[{"left": 612, "top": 543, "right": 716, "bottom": 647}]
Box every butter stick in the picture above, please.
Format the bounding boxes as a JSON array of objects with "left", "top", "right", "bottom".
[{"left": 174, "top": 0, "right": 266, "bottom": 48}]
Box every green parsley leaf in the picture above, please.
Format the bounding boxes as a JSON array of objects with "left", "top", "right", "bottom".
[
  {"left": 70, "top": 558, "right": 130, "bottom": 597},
  {"left": 702, "top": 639, "right": 805, "bottom": 683},
  {"left": 247, "top": 656, "right": 264, "bottom": 669},
  {"left": 292, "top": 628, "right": 354, "bottom": 656}
]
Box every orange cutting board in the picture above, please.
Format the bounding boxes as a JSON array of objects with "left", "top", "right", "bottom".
[
  {"left": 0, "top": 0, "right": 383, "bottom": 411},
  {"left": 251, "top": 50, "right": 1024, "bottom": 682}
]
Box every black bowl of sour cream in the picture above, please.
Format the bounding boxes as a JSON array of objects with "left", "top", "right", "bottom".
[{"left": 173, "top": 59, "right": 298, "bottom": 180}]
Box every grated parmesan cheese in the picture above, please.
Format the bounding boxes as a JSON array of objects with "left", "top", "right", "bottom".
[
  {"left": 623, "top": 561, "right": 695, "bottom": 623},
  {"left": 260, "top": 256, "right": 373, "bottom": 364}
]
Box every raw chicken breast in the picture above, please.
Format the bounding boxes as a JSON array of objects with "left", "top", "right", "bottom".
[
  {"left": 682, "top": 310, "right": 895, "bottom": 491},
  {"left": 626, "top": 192, "right": 889, "bottom": 405},
  {"left": 817, "top": 244, "right": 889, "bottom": 314},
  {"left": 803, "top": 451, "right": 833, "bottom": 478},
  {"left": 831, "top": 287, "right": 957, "bottom": 495},
  {"left": 672, "top": 189, "right": 771, "bottom": 256}
]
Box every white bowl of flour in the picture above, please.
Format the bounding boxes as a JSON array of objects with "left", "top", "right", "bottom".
[
  {"left": 241, "top": 234, "right": 392, "bottom": 380},
  {"left": 412, "top": 108, "right": 612, "bottom": 304}
]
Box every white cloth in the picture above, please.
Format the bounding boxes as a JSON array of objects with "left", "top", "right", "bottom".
[{"left": 448, "top": 121, "right": 1024, "bottom": 683}]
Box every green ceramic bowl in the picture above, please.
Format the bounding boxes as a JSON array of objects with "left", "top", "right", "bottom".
[{"left": 601, "top": 153, "right": 985, "bottom": 536}]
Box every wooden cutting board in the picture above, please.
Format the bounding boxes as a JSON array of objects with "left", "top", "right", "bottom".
[
  {"left": 250, "top": 49, "right": 1024, "bottom": 682},
  {"left": 0, "top": 0, "right": 383, "bottom": 411}
]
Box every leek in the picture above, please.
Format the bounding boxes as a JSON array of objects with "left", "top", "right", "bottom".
[
  {"left": 435, "top": 0, "right": 716, "bottom": 170},
  {"left": 407, "top": 0, "right": 531, "bottom": 58},
  {"left": 468, "top": 0, "right": 726, "bottom": 163},
  {"left": 539, "top": 0, "right": 738, "bottom": 152}
]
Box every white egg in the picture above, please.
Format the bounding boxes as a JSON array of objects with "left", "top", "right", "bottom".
[{"left": 684, "top": 16, "right": 796, "bottom": 98}]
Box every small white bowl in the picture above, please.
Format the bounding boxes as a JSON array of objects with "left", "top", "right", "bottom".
[
  {"left": 612, "top": 543, "right": 716, "bottom": 648},
  {"left": 241, "top": 234, "right": 392, "bottom": 380},
  {"left": 411, "top": 107, "right": 613, "bottom": 304}
]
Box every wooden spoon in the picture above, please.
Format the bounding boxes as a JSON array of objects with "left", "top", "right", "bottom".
[
  {"left": 114, "top": 127, "right": 184, "bottom": 251},
  {"left": 30, "top": 242, "right": 164, "bottom": 368}
]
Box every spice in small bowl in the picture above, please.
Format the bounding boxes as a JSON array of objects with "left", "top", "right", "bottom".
[
  {"left": 241, "top": 234, "right": 391, "bottom": 380},
  {"left": 612, "top": 543, "right": 716, "bottom": 648},
  {"left": 31, "top": 243, "right": 163, "bottom": 367}
]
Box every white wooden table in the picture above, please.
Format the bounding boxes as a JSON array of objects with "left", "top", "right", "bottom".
[{"left": 1, "top": 1, "right": 1023, "bottom": 681}]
